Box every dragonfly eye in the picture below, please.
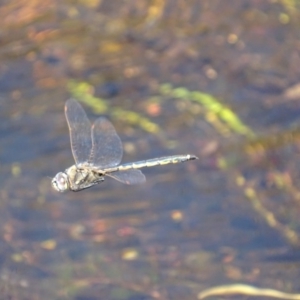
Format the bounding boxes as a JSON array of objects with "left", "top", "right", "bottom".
[{"left": 52, "top": 172, "right": 68, "bottom": 192}]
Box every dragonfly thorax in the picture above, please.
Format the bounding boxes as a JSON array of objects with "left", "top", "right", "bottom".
[{"left": 63, "top": 165, "right": 105, "bottom": 192}]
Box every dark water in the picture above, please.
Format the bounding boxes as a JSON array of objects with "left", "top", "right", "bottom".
[{"left": 1, "top": 1, "right": 300, "bottom": 299}]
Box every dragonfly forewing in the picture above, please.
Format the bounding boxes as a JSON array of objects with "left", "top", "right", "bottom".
[
  {"left": 65, "top": 99, "right": 92, "bottom": 166},
  {"left": 89, "top": 117, "right": 123, "bottom": 168}
]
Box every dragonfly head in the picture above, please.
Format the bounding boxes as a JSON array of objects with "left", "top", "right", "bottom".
[{"left": 52, "top": 172, "right": 69, "bottom": 192}]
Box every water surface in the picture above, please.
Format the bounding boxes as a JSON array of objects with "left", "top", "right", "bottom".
[{"left": 1, "top": 1, "right": 300, "bottom": 299}]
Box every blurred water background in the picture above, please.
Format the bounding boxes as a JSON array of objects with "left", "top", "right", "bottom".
[{"left": 1, "top": 1, "right": 300, "bottom": 299}]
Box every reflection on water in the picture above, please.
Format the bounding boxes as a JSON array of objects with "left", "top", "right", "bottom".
[{"left": 1, "top": 0, "right": 300, "bottom": 299}]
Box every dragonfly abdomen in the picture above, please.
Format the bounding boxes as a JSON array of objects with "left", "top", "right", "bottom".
[{"left": 105, "top": 154, "right": 198, "bottom": 173}]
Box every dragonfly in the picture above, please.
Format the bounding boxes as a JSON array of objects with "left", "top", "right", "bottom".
[{"left": 52, "top": 99, "right": 198, "bottom": 192}]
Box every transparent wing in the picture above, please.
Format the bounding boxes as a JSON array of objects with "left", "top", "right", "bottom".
[
  {"left": 65, "top": 99, "right": 92, "bottom": 166},
  {"left": 106, "top": 170, "right": 146, "bottom": 185},
  {"left": 89, "top": 117, "right": 123, "bottom": 168}
]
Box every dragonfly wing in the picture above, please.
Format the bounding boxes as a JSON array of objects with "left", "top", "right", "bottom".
[
  {"left": 89, "top": 117, "right": 123, "bottom": 168},
  {"left": 106, "top": 170, "right": 146, "bottom": 185},
  {"left": 65, "top": 99, "right": 92, "bottom": 166}
]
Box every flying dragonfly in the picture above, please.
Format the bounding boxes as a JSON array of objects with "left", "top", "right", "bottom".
[{"left": 52, "top": 99, "right": 198, "bottom": 192}]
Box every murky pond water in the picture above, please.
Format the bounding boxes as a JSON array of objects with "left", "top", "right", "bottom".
[{"left": 1, "top": 1, "right": 300, "bottom": 299}]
